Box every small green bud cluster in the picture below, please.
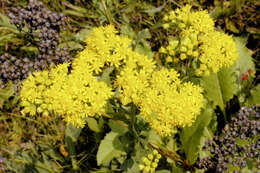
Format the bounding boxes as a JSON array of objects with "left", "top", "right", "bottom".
[
  {"left": 160, "top": 5, "right": 239, "bottom": 76},
  {"left": 159, "top": 32, "right": 199, "bottom": 63},
  {"left": 138, "top": 150, "right": 161, "bottom": 173},
  {"left": 162, "top": 10, "right": 186, "bottom": 29},
  {"left": 20, "top": 70, "right": 53, "bottom": 117}
]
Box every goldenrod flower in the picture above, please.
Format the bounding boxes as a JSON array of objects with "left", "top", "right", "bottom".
[
  {"left": 199, "top": 31, "right": 239, "bottom": 74},
  {"left": 139, "top": 150, "right": 162, "bottom": 173},
  {"left": 20, "top": 25, "right": 204, "bottom": 133},
  {"left": 162, "top": 5, "right": 239, "bottom": 75},
  {"left": 140, "top": 69, "right": 204, "bottom": 136}
]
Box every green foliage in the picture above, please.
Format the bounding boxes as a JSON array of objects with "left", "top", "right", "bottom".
[
  {"left": 234, "top": 37, "right": 255, "bottom": 75},
  {"left": 65, "top": 124, "right": 82, "bottom": 143},
  {"left": 247, "top": 84, "right": 260, "bottom": 106},
  {"left": 200, "top": 66, "right": 238, "bottom": 110},
  {"left": 86, "top": 117, "right": 103, "bottom": 133},
  {"left": 1, "top": 0, "right": 260, "bottom": 172},
  {"left": 180, "top": 106, "right": 213, "bottom": 164},
  {"left": 97, "top": 131, "right": 126, "bottom": 166},
  {"left": 0, "top": 82, "right": 15, "bottom": 109}
]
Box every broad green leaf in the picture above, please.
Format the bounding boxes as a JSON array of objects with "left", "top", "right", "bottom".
[
  {"left": 108, "top": 119, "right": 128, "bottom": 135},
  {"left": 97, "top": 131, "right": 126, "bottom": 166},
  {"left": 180, "top": 106, "right": 213, "bottom": 164},
  {"left": 65, "top": 123, "right": 82, "bottom": 142},
  {"left": 147, "top": 130, "right": 162, "bottom": 146},
  {"left": 200, "top": 65, "right": 238, "bottom": 110},
  {"left": 234, "top": 37, "right": 255, "bottom": 75},
  {"left": 86, "top": 117, "right": 102, "bottom": 133},
  {"left": 247, "top": 84, "right": 260, "bottom": 106}
]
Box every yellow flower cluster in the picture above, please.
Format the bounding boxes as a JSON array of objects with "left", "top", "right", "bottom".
[
  {"left": 20, "top": 70, "right": 53, "bottom": 117},
  {"left": 21, "top": 25, "right": 133, "bottom": 127},
  {"left": 139, "top": 150, "right": 161, "bottom": 173},
  {"left": 81, "top": 25, "right": 132, "bottom": 72},
  {"left": 196, "top": 31, "right": 239, "bottom": 75},
  {"left": 139, "top": 69, "right": 204, "bottom": 136},
  {"left": 20, "top": 25, "right": 204, "bottom": 134},
  {"left": 163, "top": 5, "right": 214, "bottom": 34},
  {"left": 161, "top": 5, "right": 239, "bottom": 75},
  {"left": 115, "top": 51, "right": 156, "bottom": 105},
  {"left": 20, "top": 62, "right": 113, "bottom": 127}
]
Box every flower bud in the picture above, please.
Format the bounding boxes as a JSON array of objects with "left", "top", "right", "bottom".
[
  {"left": 153, "top": 150, "right": 158, "bottom": 155},
  {"left": 190, "top": 33, "right": 197, "bottom": 42},
  {"left": 156, "top": 154, "right": 161, "bottom": 159},
  {"left": 37, "top": 107, "right": 43, "bottom": 113},
  {"left": 178, "top": 23, "right": 186, "bottom": 29},
  {"left": 151, "top": 162, "right": 158, "bottom": 168},
  {"left": 163, "top": 23, "right": 170, "bottom": 29},
  {"left": 180, "top": 53, "right": 187, "bottom": 60},
  {"left": 148, "top": 154, "right": 153, "bottom": 160},
  {"left": 163, "top": 15, "right": 169, "bottom": 21},
  {"left": 42, "top": 110, "right": 49, "bottom": 117},
  {"left": 169, "top": 40, "right": 179, "bottom": 49},
  {"left": 35, "top": 99, "right": 42, "bottom": 105},
  {"left": 180, "top": 46, "right": 187, "bottom": 52},
  {"left": 166, "top": 56, "right": 172, "bottom": 63},
  {"left": 159, "top": 47, "right": 166, "bottom": 54},
  {"left": 139, "top": 164, "right": 145, "bottom": 170}
]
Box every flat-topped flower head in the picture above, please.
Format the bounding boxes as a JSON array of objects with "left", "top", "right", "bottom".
[{"left": 140, "top": 68, "right": 204, "bottom": 137}]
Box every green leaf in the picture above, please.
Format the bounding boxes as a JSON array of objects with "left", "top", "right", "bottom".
[
  {"left": 142, "top": 5, "right": 164, "bottom": 14},
  {"left": 100, "top": 67, "right": 114, "bottom": 87},
  {"left": 97, "top": 131, "right": 126, "bottom": 166},
  {"left": 148, "top": 130, "right": 162, "bottom": 146},
  {"left": 155, "top": 170, "right": 171, "bottom": 173},
  {"left": 59, "top": 41, "right": 83, "bottom": 50},
  {"left": 0, "top": 13, "right": 19, "bottom": 32},
  {"left": 225, "top": 18, "right": 240, "bottom": 33},
  {"left": 135, "top": 40, "right": 154, "bottom": 59},
  {"left": 74, "top": 28, "right": 92, "bottom": 41},
  {"left": 247, "top": 84, "right": 260, "bottom": 106},
  {"left": 108, "top": 119, "right": 128, "bottom": 135},
  {"left": 65, "top": 123, "right": 82, "bottom": 142},
  {"left": 234, "top": 37, "right": 255, "bottom": 75},
  {"left": 0, "top": 82, "right": 15, "bottom": 109},
  {"left": 171, "top": 164, "right": 183, "bottom": 173},
  {"left": 200, "top": 65, "right": 238, "bottom": 110},
  {"left": 20, "top": 46, "right": 39, "bottom": 53},
  {"left": 65, "top": 124, "right": 81, "bottom": 170},
  {"left": 120, "top": 25, "right": 136, "bottom": 39},
  {"left": 86, "top": 117, "right": 102, "bottom": 133},
  {"left": 63, "top": 10, "right": 85, "bottom": 17},
  {"left": 136, "top": 29, "right": 151, "bottom": 41},
  {"left": 180, "top": 106, "right": 213, "bottom": 164}
]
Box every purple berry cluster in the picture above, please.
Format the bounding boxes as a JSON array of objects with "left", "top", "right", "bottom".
[
  {"left": 0, "top": 0, "right": 71, "bottom": 88},
  {"left": 197, "top": 106, "right": 260, "bottom": 173}
]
